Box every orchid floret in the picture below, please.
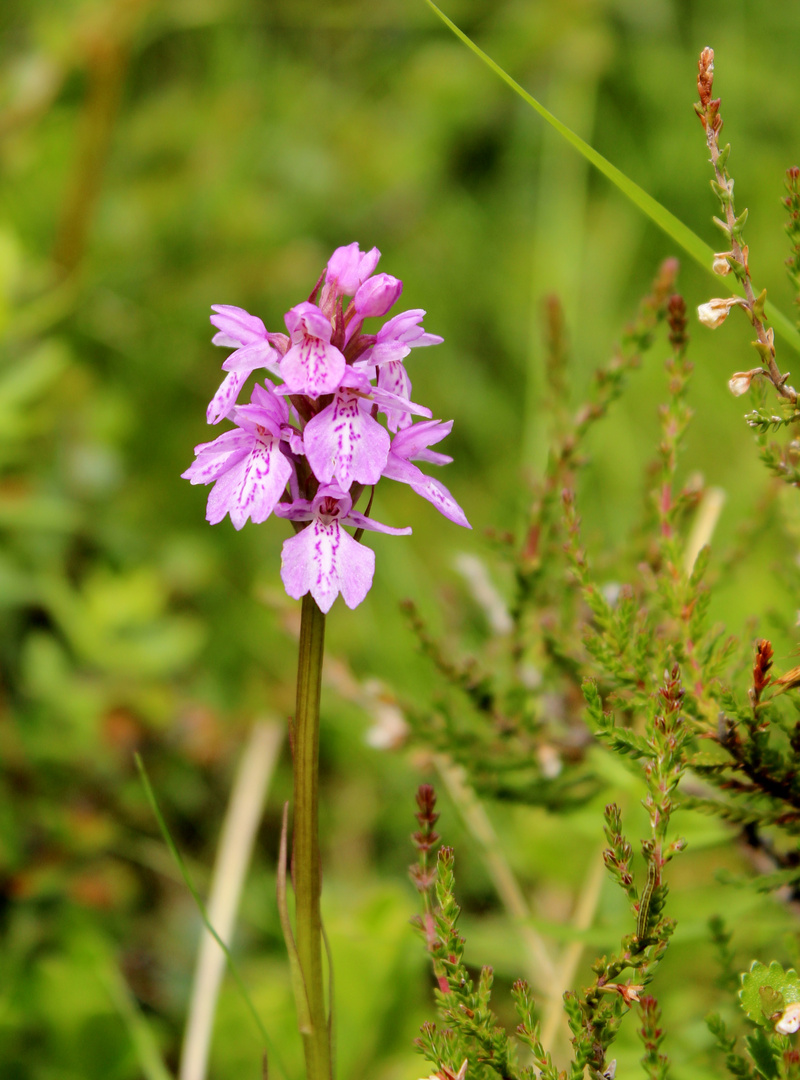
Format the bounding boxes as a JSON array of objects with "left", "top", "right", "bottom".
[
  {"left": 184, "top": 381, "right": 294, "bottom": 529},
  {"left": 276, "top": 486, "right": 410, "bottom": 613},
  {"left": 383, "top": 420, "right": 471, "bottom": 529},
  {"left": 206, "top": 307, "right": 284, "bottom": 423},
  {"left": 281, "top": 301, "right": 346, "bottom": 397}
]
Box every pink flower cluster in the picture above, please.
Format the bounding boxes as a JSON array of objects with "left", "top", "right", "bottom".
[{"left": 183, "top": 243, "right": 470, "bottom": 613}]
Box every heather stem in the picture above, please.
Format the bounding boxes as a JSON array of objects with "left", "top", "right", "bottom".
[{"left": 293, "top": 593, "right": 332, "bottom": 1080}]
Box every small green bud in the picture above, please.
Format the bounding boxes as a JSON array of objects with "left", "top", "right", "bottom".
[{"left": 752, "top": 288, "right": 767, "bottom": 319}]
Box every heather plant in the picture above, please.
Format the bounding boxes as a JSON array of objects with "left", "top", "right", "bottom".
[{"left": 402, "top": 38, "right": 800, "bottom": 1080}]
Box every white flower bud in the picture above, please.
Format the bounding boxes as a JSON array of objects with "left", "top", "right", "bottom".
[
  {"left": 697, "top": 296, "right": 741, "bottom": 328},
  {"left": 728, "top": 371, "right": 753, "bottom": 396},
  {"left": 712, "top": 252, "right": 733, "bottom": 275}
]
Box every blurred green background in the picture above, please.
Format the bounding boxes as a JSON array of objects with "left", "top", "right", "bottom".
[{"left": 3, "top": 1, "right": 800, "bottom": 1078}]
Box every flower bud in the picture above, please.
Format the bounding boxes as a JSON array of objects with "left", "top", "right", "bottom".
[
  {"left": 326, "top": 242, "right": 380, "bottom": 296},
  {"left": 728, "top": 371, "right": 754, "bottom": 396},
  {"left": 697, "top": 296, "right": 741, "bottom": 328},
  {"left": 712, "top": 251, "right": 733, "bottom": 275},
  {"left": 354, "top": 273, "right": 403, "bottom": 318}
]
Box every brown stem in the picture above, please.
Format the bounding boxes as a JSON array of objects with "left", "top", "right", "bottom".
[{"left": 704, "top": 114, "right": 797, "bottom": 402}]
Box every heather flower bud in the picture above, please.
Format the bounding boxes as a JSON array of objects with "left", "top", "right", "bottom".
[
  {"left": 697, "top": 47, "right": 715, "bottom": 106},
  {"left": 697, "top": 296, "right": 742, "bottom": 328},
  {"left": 728, "top": 371, "right": 754, "bottom": 396}
]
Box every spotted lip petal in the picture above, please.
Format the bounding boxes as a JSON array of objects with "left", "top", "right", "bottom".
[
  {"left": 277, "top": 483, "right": 410, "bottom": 612},
  {"left": 280, "top": 518, "right": 376, "bottom": 613},
  {"left": 185, "top": 383, "right": 293, "bottom": 529},
  {"left": 303, "top": 389, "right": 391, "bottom": 490},
  {"left": 280, "top": 335, "right": 346, "bottom": 397},
  {"left": 205, "top": 437, "right": 293, "bottom": 529},
  {"left": 281, "top": 301, "right": 346, "bottom": 397}
]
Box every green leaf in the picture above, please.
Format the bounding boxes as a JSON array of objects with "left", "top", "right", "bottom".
[
  {"left": 740, "top": 961, "right": 800, "bottom": 1027},
  {"left": 422, "top": 0, "right": 800, "bottom": 357},
  {"left": 745, "top": 1027, "right": 779, "bottom": 1080}
]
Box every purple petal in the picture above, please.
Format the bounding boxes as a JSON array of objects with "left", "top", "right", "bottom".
[
  {"left": 275, "top": 498, "right": 314, "bottom": 522},
  {"left": 413, "top": 447, "right": 453, "bottom": 466},
  {"left": 381, "top": 453, "right": 470, "bottom": 528},
  {"left": 369, "top": 339, "right": 413, "bottom": 365},
  {"left": 406, "top": 473, "right": 470, "bottom": 529},
  {"left": 377, "top": 362, "right": 413, "bottom": 431},
  {"left": 390, "top": 419, "right": 453, "bottom": 461},
  {"left": 212, "top": 331, "right": 241, "bottom": 348},
  {"left": 207, "top": 345, "right": 283, "bottom": 424},
  {"left": 207, "top": 370, "right": 247, "bottom": 424},
  {"left": 338, "top": 366, "right": 373, "bottom": 393},
  {"left": 326, "top": 243, "right": 381, "bottom": 296},
  {"left": 371, "top": 383, "right": 431, "bottom": 423},
  {"left": 284, "top": 301, "right": 333, "bottom": 344},
  {"left": 182, "top": 428, "right": 251, "bottom": 484},
  {"left": 303, "top": 393, "right": 390, "bottom": 489},
  {"left": 354, "top": 274, "right": 403, "bottom": 319},
  {"left": 221, "top": 341, "right": 281, "bottom": 375},
  {"left": 280, "top": 337, "right": 346, "bottom": 397},
  {"left": 280, "top": 520, "right": 376, "bottom": 613},
  {"left": 210, "top": 305, "right": 268, "bottom": 346},
  {"left": 342, "top": 509, "right": 412, "bottom": 536},
  {"left": 378, "top": 309, "right": 443, "bottom": 349},
  {"left": 206, "top": 438, "right": 293, "bottom": 530},
  {"left": 233, "top": 381, "right": 290, "bottom": 435}
]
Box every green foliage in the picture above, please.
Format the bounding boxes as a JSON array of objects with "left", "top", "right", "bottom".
[
  {"left": 6, "top": 2, "right": 800, "bottom": 1079},
  {"left": 412, "top": 846, "right": 529, "bottom": 1080},
  {"left": 407, "top": 38, "right": 800, "bottom": 1080}
]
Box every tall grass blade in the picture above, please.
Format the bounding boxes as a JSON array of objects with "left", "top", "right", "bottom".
[
  {"left": 135, "top": 753, "right": 289, "bottom": 1080},
  {"left": 423, "top": 0, "right": 800, "bottom": 355},
  {"left": 276, "top": 801, "right": 314, "bottom": 1035}
]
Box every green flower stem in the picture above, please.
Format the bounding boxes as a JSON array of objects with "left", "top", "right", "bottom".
[{"left": 293, "top": 593, "right": 332, "bottom": 1080}]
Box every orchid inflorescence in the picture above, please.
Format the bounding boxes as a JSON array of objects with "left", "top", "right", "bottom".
[{"left": 183, "top": 243, "right": 470, "bottom": 613}]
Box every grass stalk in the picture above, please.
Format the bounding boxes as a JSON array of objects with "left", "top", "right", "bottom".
[{"left": 179, "top": 721, "right": 284, "bottom": 1080}]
